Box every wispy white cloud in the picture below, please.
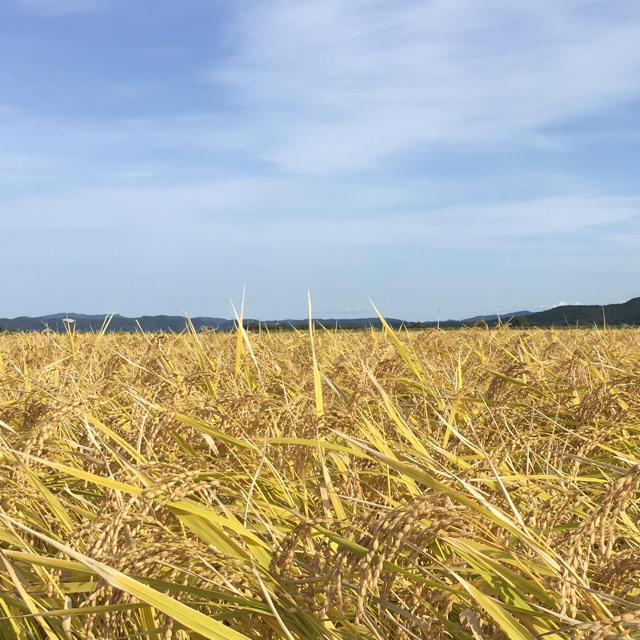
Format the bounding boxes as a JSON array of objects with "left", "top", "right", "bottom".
[
  {"left": 206, "top": 0, "right": 640, "bottom": 173},
  {"left": 4, "top": 180, "right": 637, "bottom": 249},
  {"left": 5, "top": 1, "right": 640, "bottom": 182}
]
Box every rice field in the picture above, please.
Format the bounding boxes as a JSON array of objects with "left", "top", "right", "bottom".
[{"left": 0, "top": 323, "right": 639, "bottom": 639}]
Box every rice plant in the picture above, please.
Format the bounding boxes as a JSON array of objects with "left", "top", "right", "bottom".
[{"left": 0, "top": 323, "right": 639, "bottom": 639}]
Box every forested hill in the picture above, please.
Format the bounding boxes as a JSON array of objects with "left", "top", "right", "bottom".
[{"left": 521, "top": 297, "right": 640, "bottom": 326}]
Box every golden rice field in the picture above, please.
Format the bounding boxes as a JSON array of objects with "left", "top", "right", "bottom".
[{"left": 1, "top": 324, "right": 640, "bottom": 640}]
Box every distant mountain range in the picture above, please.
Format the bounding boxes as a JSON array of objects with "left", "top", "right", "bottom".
[
  {"left": 1, "top": 297, "right": 639, "bottom": 332},
  {"left": 516, "top": 297, "right": 640, "bottom": 326},
  {"left": 0, "top": 314, "right": 406, "bottom": 333},
  {"left": 461, "top": 310, "right": 533, "bottom": 323}
]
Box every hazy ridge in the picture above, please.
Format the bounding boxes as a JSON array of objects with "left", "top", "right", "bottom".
[{"left": 1, "top": 297, "right": 638, "bottom": 332}]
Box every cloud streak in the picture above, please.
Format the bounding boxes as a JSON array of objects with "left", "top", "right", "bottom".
[
  {"left": 208, "top": 0, "right": 640, "bottom": 173},
  {"left": 4, "top": 179, "right": 638, "bottom": 250}
]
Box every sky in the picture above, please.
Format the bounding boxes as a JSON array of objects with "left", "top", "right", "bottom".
[{"left": 2, "top": 0, "right": 640, "bottom": 320}]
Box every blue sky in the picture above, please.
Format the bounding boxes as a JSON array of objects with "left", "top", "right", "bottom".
[{"left": 2, "top": 0, "right": 640, "bottom": 320}]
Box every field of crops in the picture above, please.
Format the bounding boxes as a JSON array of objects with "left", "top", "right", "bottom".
[{"left": 0, "top": 324, "right": 639, "bottom": 640}]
